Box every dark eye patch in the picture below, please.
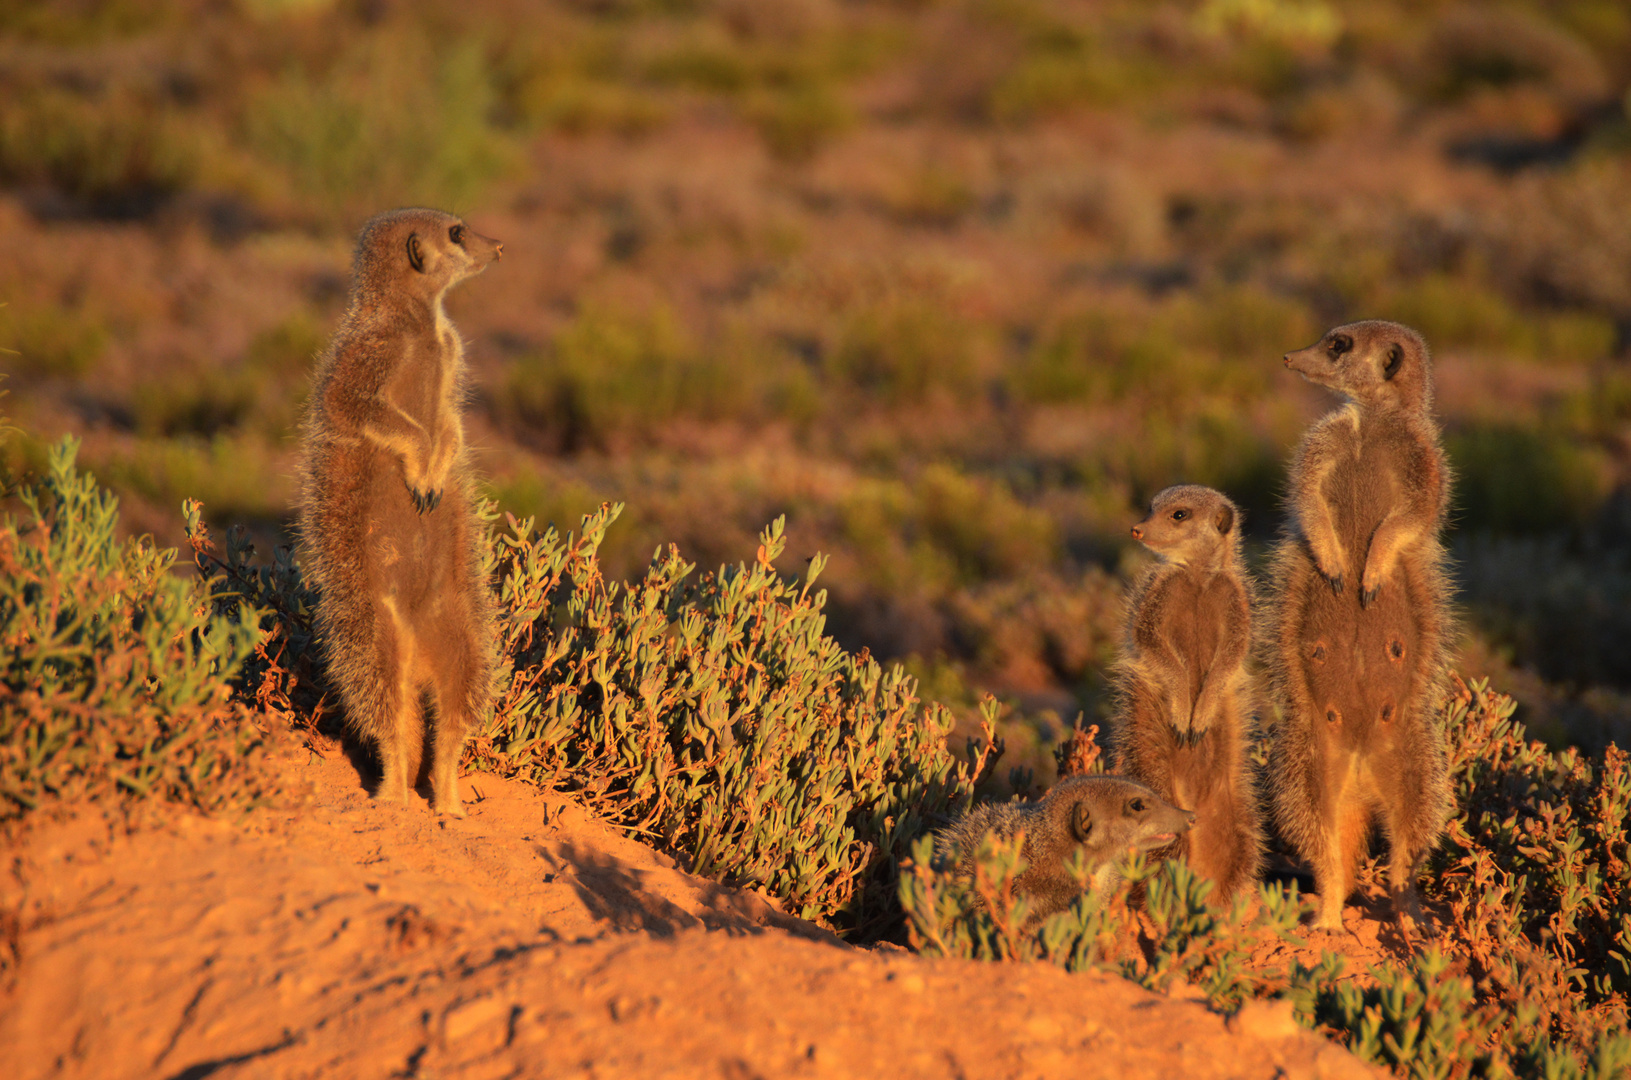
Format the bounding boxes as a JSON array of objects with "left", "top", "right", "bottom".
[{"left": 1327, "top": 334, "right": 1352, "bottom": 358}]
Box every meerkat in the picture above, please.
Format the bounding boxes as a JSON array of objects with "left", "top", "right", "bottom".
[
  {"left": 1267, "top": 320, "right": 1454, "bottom": 933},
  {"left": 1110, "top": 485, "right": 1264, "bottom": 900},
  {"left": 298, "top": 208, "right": 503, "bottom": 816},
  {"left": 937, "top": 775, "right": 1194, "bottom": 926}
]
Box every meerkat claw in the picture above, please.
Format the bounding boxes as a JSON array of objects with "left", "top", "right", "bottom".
[
  {"left": 1327, "top": 573, "right": 1344, "bottom": 596},
  {"left": 408, "top": 486, "right": 441, "bottom": 514},
  {"left": 1361, "top": 583, "right": 1381, "bottom": 608}
]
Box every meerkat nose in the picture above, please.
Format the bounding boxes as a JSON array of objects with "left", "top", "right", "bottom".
[
  {"left": 494, "top": 242, "right": 504, "bottom": 260},
  {"left": 1283, "top": 353, "right": 1292, "bottom": 365},
  {"left": 1130, "top": 525, "right": 1142, "bottom": 540}
]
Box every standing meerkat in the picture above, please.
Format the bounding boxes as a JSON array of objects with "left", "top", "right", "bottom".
[
  {"left": 937, "top": 775, "right": 1193, "bottom": 926},
  {"left": 299, "top": 208, "right": 503, "bottom": 816},
  {"left": 1110, "top": 484, "right": 1264, "bottom": 900},
  {"left": 1267, "top": 319, "right": 1454, "bottom": 933}
]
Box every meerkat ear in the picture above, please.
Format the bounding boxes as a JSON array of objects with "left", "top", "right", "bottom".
[
  {"left": 1071, "top": 802, "right": 1093, "bottom": 842},
  {"left": 1214, "top": 503, "right": 1234, "bottom": 536},
  {"left": 1383, "top": 343, "right": 1403, "bottom": 380},
  {"left": 406, "top": 233, "right": 425, "bottom": 273}
]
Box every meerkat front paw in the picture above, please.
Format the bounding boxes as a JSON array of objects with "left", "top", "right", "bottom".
[
  {"left": 1311, "top": 551, "right": 1346, "bottom": 595},
  {"left": 407, "top": 483, "right": 442, "bottom": 514},
  {"left": 1359, "top": 563, "right": 1388, "bottom": 607}
]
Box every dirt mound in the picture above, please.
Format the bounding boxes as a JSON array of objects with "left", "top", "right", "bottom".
[{"left": 2, "top": 752, "right": 1382, "bottom": 1079}]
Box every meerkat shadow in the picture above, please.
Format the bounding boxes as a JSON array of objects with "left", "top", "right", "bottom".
[{"left": 1260, "top": 860, "right": 1315, "bottom": 897}]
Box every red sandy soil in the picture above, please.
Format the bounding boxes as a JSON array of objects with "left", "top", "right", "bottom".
[{"left": 1, "top": 748, "right": 1388, "bottom": 1080}]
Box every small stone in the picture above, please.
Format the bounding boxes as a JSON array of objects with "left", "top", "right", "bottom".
[
  {"left": 1228, "top": 999, "right": 1301, "bottom": 1041},
  {"left": 443, "top": 996, "right": 511, "bottom": 1045},
  {"left": 1314, "top": 1043, "right": 1378, "bottom": 1080}
]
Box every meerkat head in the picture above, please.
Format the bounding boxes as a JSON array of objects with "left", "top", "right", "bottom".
[
  {"left": 351, "top": 207, "right": 503, "bottom": 306},
  {"left": 1283, "top": 320, "right": 1431, "bottom": 412},
  {"left": 1130, "top": 484, "right": 1241, "bottom": 569},
  {"left": 1046, "top": 776, "right": 1193, "bottom": 859}
]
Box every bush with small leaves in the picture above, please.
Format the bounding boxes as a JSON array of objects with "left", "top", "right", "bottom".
[
  {"left": 467, "top": 506, "right": 978, "bottom": 937},
  {"left": 900, "top": 678, "right": 1631, "bottom": 1076},
  {"left": 189, "top": 500, "right": 980, "bottom": 939},
  {"left": 0, "top": 438, "right": 275, "bottom": 823}
]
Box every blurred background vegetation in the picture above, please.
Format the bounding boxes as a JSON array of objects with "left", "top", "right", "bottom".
[{"left": 3, "top": 0, "right": 1630, "bottom": 788}]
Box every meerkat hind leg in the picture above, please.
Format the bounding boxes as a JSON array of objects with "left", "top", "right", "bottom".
[
  {"left": 1381, "top": 799, "right": 1438, "bottom": 939},
  {"left": 373, "top": 597, "right": 421, "bottom": 804},
  {"left": 373, "top": 672, "right": 419, "bottom": 804},
  {"left": 1312, "top": 794, "right": 1370, "bottom": 931},
  {"left": 426, "top": 626, "right": 479, "bottom": 818}
]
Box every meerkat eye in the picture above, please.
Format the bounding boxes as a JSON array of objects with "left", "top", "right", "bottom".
[
  {"left": 1327, "top": 334, "right": 1352, "bottom": 359},
  {"left": 449, "top": 224, "right": 465, "bottom": 245},
  {"left": 1171, "top": 509, "right": 1188, "bottom": 522},
  {"left": 1128, "top": 797, "right": 1146, "bottom": 812}
]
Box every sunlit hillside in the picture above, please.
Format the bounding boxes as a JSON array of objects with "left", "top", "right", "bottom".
[{"left": 4, "top": 0, "right": 1630, "bottom": 782}]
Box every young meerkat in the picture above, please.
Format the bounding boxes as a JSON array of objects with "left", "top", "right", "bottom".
[
  {"left": 299, "top": 207, "right": 503, "bottom": 816},
  {"left": 1111, "top": 485, "right": 1265, "bottom": 900},
  {"left": 1268, "top": 319, "right": 1454, "bottom": 933},
  {"left": 937, "top": 775, "right": 1194, "bottom": 927}
]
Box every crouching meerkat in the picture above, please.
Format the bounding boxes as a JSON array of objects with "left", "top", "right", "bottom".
[
  {"left": 937, "top": 775, "right": 1194, "bottom": 926},
  {"left": 1111, "top": 485, "right": 1265, "bottom": 900},
  {"left": 299, "top": 208, "right": 503, "bottom": 816},
  {"left": 1268, "top": 320, "right": 1454, "bottom": 933}
]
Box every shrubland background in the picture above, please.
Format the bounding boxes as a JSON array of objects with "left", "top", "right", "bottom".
[{"left": 3, "top": 0, "right": 1631, "bottom": 790}]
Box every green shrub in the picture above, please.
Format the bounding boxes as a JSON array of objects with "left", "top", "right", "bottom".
[
  {"left": 1456, "top": 535, "right": 1631, "bottom": 694},
  {"left": 0, "top": 438, "right": 276, "bottom": 823},
  {"left": 504, "top": 304, "right": 793, "bottom": 449},
  {"left": 1178, "top": 285, "right": 1315, "bottom": 367},
  {"left": 243, "top": 31, "right": 518, "bottom": 219},
  {"left": 1010, "top": 288, "right": 1298, "bottom": 410},
  {"left": 0, "top": 86, "right": 204, "bottom": 207},
  {"left": 0, "top": 0, "right": 184, "bottom": 44},
  {"left": 1381, "top": 276, "right": 1538, "bottom": 359},
  {"left": 1448, "top": 424, "right": 1611, "bottom": 534},
  {"left": 830, "top": 297, "right": 981, "bottom": 405},
  {"left": 899, "top": 678, "right": 1631, "bottom": 1075},
  {"left": 1433, "top": 679, "right": 1631, "bottom": 1040},
  {"left": 831, "top": 467, "right": 1060, "bottom": 599},
  {"left": 901, "top": 832, "right": 1312, "bottom": 1004},
  {"left": 471, "top": 509, "right": 976, "bottom": 935},
  {"left": 197, "top": 502, "right": 981, "bottom": 938},
  {"left": 497, "top": 26, "right": 670, "bottom": 137},
  {"left": 0, "top": 302, "right": 107, "bottom": 379},
  {"left": 96, "top": 434, "right": 291, "bottom": 525},
  {"left": 128, "top": 314, "right": 319, "bottom": 440}
]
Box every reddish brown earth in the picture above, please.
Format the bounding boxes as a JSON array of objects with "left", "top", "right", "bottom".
[{"left": 1, "top": 749, "right": 1388, "bottom": 1080}]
